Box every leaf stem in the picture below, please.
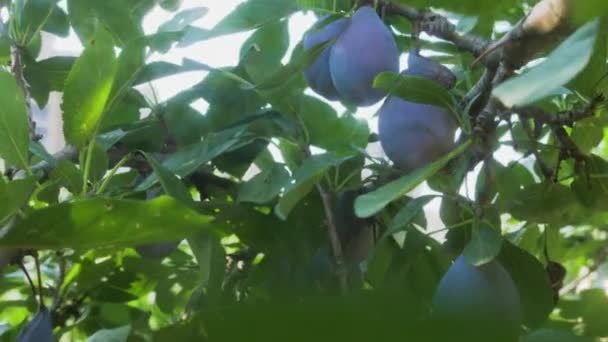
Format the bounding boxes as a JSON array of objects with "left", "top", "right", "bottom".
[
  {"left": 96, "top": 153, "right": 132, "bottom": 195},
  {"left": 81, "top": 140, "right": 97, "bottom": 196}
]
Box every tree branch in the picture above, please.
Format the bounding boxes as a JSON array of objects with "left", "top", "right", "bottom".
[
  {"left": 515, "top": 95, "right": 605, "bottom": 126},
  {"left": 315, "top": 183, "right": 348, "bottom": 293}
]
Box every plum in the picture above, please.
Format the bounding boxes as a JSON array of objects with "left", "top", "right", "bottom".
[
  {"left": 431, "top": 255, "right": 522, "bottom": 342},
  {"left": 378, "top": 49, "right": 457, "bottom": 171},
  {"left": 329, "top": 6, "right": 399, "bottom": 106},
  {"left": 303, "top": 16, "right": 348, "bottom": 101},
  {"left": 136, "top": 241, "right": 180, "bottom": 258},
  {"left": 17, "top": 309, "right": 54, "bottom": 342}
]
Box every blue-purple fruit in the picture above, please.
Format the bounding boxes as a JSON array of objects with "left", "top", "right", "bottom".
[
  {"left": 329, "top": 7, "right": 400, "bottom": 106},
  {"left": 17, "top": 309, "right": 54, "bottom": 342},
  {"left": 303, "top": 16, "right": 348, "bottom": 101},
  {"left": 303, "top": 7, "right": 400, "bottom": 106},
  {"left": 431, "top": 255, "right": 522, "bottom": 342},
  {"left": 378, "top": 49, "right": 457, "bottom": 171}
]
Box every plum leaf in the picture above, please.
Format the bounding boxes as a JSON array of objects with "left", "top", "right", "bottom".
[
  {"left": 355, "top": 139, "right": 472, "bottom": 218},
  {"left": 493, "top": 19, "right": 600, "bottom": 108}
]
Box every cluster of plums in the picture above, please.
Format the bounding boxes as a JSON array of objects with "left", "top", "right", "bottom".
[
  {"left": 304, "top": 6, "right": 458, "bottom": 171},
  {"left": 431, "top": 255, "right": 522, "bottom": 342},
  {"left": 304, "top": 6, "right": 399, "bottom": 106}
]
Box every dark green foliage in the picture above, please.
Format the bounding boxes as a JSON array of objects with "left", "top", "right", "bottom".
[
  {"left": 0, "top": 0, "right": 607, "bottom": 340},
  {"left": 135, "top": 241, "right": 181, "bottom": 258}
]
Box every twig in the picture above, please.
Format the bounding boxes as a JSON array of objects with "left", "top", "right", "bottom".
[
  {"left": 315, "top": 183, "right": 348, "bottom": 293},
  {"left": 518, "top": 114, "right": 554, "bottom": 180},
  {"left": 516, "top": 95, "right": 604, "bottom": 126},
  {"left": 560, "top": 249, "right": 608, "bottom": 295},
  {"left": 51, "top": 255, "right": 66, "bottom": 312},
  {"left": 19, "top": 261, "right": 38, "bottom": 308},
  {"left": 33, "top": 253, "right": 45, "bottom": 309}
]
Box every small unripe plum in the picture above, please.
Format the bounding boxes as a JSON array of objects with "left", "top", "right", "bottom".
[
  {"left": 378, "top": 49, "right": 457, "bottom": 171},
  {"left": 303, "top": 16, "right": 348, "bottom": 100},
  {"left": 329, "top": 6, "right": 399, "bottom": 106},
  {"left": 136, "top": 241, "right": 180, "bottom": 258},
  {"left": 431, "top": 255, "right": 522, "bottom": 342},
  {"left": 17, "top": 309, "right": 54, "bottom": 342}
]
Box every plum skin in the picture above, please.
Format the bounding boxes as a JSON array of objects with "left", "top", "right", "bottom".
[
  {"left": 378, "top": 50, "right": 457, "bottom": 171},
  {"left": 329, "top": 6, "right": 400, "bottom": 107},
  {"left": 431, "top": 255, "right": 522, "bottom": 342},
  {"left": 136, "top": 241, "right": 180, "bottom": 258},
  {"left": 303, "top": 16, "right": 348, "bottom": 101},
  {"left": 17, "top": 309, "right": 54, "bottom": 342}
]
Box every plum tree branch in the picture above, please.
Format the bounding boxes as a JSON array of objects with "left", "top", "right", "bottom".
[
  {"left": 315, "top": 182, "right": 349, "bottom": 293},
  {"left": 515, "top": 95, "right": 605, "bottom": 126}
]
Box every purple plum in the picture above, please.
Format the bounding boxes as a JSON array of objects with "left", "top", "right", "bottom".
[
  {"left": 17, "top": 309, "right": 54, "bottom": 342},
  {"left": 431, "top": 255, "right": 522, "bottom": 342},
  {"left": 303, "top": 15, "right": 348, "bottom": 100},
  {"left": 378, "top": 49, "right": 457, "bottom": 171},
  {"left": 329, "top": 6, "right": 399, "bottom": 106}
]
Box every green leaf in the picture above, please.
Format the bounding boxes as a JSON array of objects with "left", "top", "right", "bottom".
[
  {"left": 355, "top": 140, "right": 472, "bottom": 218},
  {"left": 133, "top": 60, "right": 208, "bottom": 86},
  {"left": 493, "top": 19, "right": 600, "bottom": 107},
  {"left": 373, "top": 72, "right": 455, "bottom": 111},
  {"left": 275, "top": 153, "right": 353, "bottom": 220},
  {"left": 509, "top": 183, "right": 588, "bottom": 225},
  {"left": 242, "top": 39, "right": 332, "bottom": 91},
  {"left": 211, "top": 0, "right": 297, "bottom": 37},
  {"left": 143, "top": 152, "right": 194, "bottom": 206},
  {"left": 137, "top": 127, "right": 252, "bottom": 191},
  {"left": 238, "top": 163, "right": 290, "bottom": 204},
  {"left": 49, "top": 160, "right": 83, "bottom": 194},
  {"left": 392, "top": 0, "right": 520, "bottom": 15},
  {"left": 299, "top": 96, "right": 369, "bottom": 152},
  {"left": 67, "top": 0, "right": 154, "bottom": 46},
  {"left": 24, "top": 56, "right": 75, "bottom": 107},
  {"left": 62, "top": 28, "right": 118, "bottom": 147},
  {"left": 109, "top": 38, "right": 146, "bottom": 105},
  {"left": 42, "top": 5, "right": 70, "bottom": 37},
  {"left": 87, "top": 325, "right": 131, "bottom": 342},
  {"left": 0, "top": 196, "right": 215, "bottom": 249},
  {"left": 0, "top": 178, "right": 36, "bottom": 224},
  {"left": 241, "top": 20, "right": 290, "bottom": 83},
  {"left": 10, "top": 0, "right": 55, "bottom": 45},
  {"left": 0, "top": 70, "right": 30, "bottom": 169},
  {"left": 159, "top": 6, "right": 208, "bottom": 32},
  {"left": 296, "top": 0, "right": 352, "bottom": 12},
  {"left": 381, "top": 195, "right": 436, "bottom": 241},
  {"left": 187, "top": 232, "right": 225, "bottom": 292},
  {"left": 463, "top": 222, "right": 503, "bottom": 266},
  {"left": 498, "top": 241, "right": 554, "bottom": 329},
  {"left": 522, "top": 329, "right": 594, "bottom": 342},
  {"left": 579, "top": 289, "right": 608, "bottom": 336}
]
